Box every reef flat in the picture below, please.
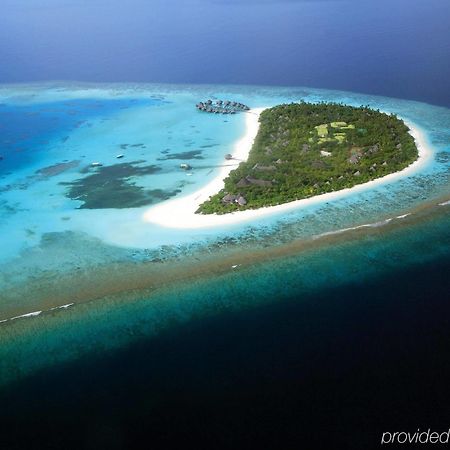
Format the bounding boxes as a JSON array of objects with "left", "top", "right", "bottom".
[{"left": 0, "top": 82, "right": 449, "bottom": 387}]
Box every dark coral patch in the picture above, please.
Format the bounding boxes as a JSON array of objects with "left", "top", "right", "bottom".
[
  {"left": 36, "top": 160, "right": 80, "bottom": 177},
  {"left": 435, "top": 152, "right": 449, "bottom": 164},
  {"left": 60, "top": 162, "right": 179, "bottom": 209},
  {"left": 157, "top": 150, "right": 204, "bottom": 161}
]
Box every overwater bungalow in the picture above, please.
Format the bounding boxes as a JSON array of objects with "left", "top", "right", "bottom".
[{"left": 195, "top": 99, "right": 250, "bottom": 115}]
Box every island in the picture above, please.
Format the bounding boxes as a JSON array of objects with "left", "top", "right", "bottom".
[{"left": 197, "top": 102, "right": 418, "bottom": 214}]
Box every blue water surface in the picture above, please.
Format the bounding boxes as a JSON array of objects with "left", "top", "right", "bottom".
[
  {"left": 0, "top": 97, "right": 159, "bottom": 174},
  {"left": 0, "top": 2, "right": 449, "bottom": 447},
  {"left": 0, "top": 83, "right": 448, "bottom": 268},
  {"left": 0, "top": 0, "right": 449, "bottom": 106}
]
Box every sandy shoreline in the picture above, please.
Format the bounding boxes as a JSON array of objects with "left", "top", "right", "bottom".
[{"left": 143, "top": 108, "right": 433, "bottom": 229}]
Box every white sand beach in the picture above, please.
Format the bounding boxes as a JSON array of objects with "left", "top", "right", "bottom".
[{"left": 143, "top": 108, "right": 433, "bottom": 229}]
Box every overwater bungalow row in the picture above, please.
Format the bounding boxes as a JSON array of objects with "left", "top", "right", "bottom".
[{"left": 196, "top": 99, "right": 250, "bottom": 114}]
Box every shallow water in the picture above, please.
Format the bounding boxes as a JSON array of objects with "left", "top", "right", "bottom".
[
  {"left": 0, "top": 84, "right": 448, "bottom": 265},
  {"left": 0, "top": 83, "right": 449, "bottom": 448},
  {"left": 0, "top": 82, "right": 449, "bottom": 318},
  {"left": 1, "top": 202, "right": 449, "bottom": 449}
]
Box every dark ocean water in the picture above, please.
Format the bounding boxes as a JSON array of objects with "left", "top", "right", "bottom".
[
  {"left": 1, "top": 210, "right": 450, "bottom": 449},
  {"left": 1, "top": 0, "right": 450, "bottom": 107}
]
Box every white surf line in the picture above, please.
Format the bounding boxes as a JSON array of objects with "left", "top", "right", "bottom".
[
  {"left": 49, "top": 303, "right": 75, "bottom": 311},
  {"left": 0, "top": 310, "right": 42, "bottom": 323},
  {"left": 312, "top": 218, "right": 393, "bottom": 240},
  {"left": 143, "top": 110, "right": 433, "bottom": 230},
  {"left": 0, "top": 303, "right": 75, "bottom": 325},
  {"left": 10, "top": 311, "right": 42, "bottom": 321},
  {"left": 312, "top": 211, "right": 417, "bottom": 241}
]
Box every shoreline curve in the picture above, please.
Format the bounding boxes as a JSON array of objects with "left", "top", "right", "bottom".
[{"left": 143, "top": 107, "right": 433, "bottom": 229}]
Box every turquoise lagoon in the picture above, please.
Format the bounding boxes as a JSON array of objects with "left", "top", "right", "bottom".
[{"left": 0, "top": 83, "right": 449, "bottom": 386}]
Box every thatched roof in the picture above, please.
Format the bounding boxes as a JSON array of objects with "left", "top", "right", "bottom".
[
  {"left": 237, "top": 196, "right": 247, "bottom": 206},
  {"left": 247, "top": 176, "right": 272, "bottom": 187},
  {"left": 222, "top": 193, "right": 238, "bottom": 203},
  {"left": 236, "top": 176, "right": 272, "bottom": 188},
  {"left": 236, "top": 177, "right": 252, "bottom": 188}
]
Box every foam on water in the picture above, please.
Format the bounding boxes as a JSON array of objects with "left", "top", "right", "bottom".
[{"left": 0, "top": 205, "right": 449, "bottom": 387}]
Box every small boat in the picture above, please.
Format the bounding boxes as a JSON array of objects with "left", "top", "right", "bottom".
[
  {"left": 91, "top": 162, "right": 102, "bottom": 167},
  {"left": 180, "top": 163, "right": 192, "bottom": 170},
  {"left": 116, "top": 154, "right": 124, "bottom": 159}
]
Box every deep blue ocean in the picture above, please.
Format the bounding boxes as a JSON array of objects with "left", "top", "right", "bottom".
[
  {"left": 1, "top": 209, "right": 450, "bottom": 449},
  {"left": 1, "top": 0, "right": 449, "bottom": 106},
  {"left": 0, "top": 1, "right": 450, "bottom": 449}
]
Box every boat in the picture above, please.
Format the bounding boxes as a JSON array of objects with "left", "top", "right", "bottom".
[{"left": 180, "top": 163, "right": 192, "bottom": 170}]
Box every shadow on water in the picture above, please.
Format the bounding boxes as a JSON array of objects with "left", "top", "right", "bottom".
[{"left": 1, "top": 255, "right": 449, "bottom": 449}]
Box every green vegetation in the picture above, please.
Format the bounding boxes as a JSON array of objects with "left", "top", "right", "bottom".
[{"left": 197, "top": 102, "right": 418, "bottom": 214}]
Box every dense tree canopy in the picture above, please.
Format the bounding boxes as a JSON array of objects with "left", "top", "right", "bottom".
[{"left": 198, "top": 102, "right": 418, "bottom": 214}]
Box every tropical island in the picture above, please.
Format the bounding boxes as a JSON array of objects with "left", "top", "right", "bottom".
[{"left": 197, "top": 102, "right": 418, "bottom": 214}]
